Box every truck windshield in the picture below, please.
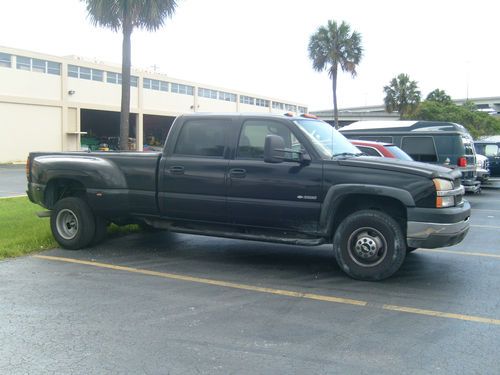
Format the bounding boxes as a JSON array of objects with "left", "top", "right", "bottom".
[{"left": 294, "top": 119, "right": 361, "bottom": 158}]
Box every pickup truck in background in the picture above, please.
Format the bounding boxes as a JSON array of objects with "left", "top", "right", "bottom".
[{"left": 27, "top": 113, "right": 471, "bottom": 281}]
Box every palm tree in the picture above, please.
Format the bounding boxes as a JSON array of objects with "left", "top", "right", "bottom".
[
  {"left": 426, "top": 89, "right": 452, "bottom": 104},
  {"left": 308, "top": 20, "right": 363, "bottom": 128},
  {"left": 383, "top": 73, "right": 421, "bottom": 118},
  {"left": 82, "top": 0, "right": 177, "bottom": 150}
]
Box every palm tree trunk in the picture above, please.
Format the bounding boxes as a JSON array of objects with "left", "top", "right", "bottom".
[
  {"left": 120, "top": 19, "right": 133, "bottom": 150},
  {"left": 332, "top": 67, "right": 339, "bottom": 129}
]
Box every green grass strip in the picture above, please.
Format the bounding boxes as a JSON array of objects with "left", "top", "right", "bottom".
[
  {"left": 0, "top": 197, "right": 140, "bottom": 260},
  {"left": 0, "top": 197, "right": 56, "bottom": 259}
]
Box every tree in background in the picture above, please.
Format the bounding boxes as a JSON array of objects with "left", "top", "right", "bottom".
[
  {"left": 426, "top": 88, "right": 452, "bottom": 104},
  {"left": 410, "top": 100, "right": 500, "bottom": 139},
  {"left": 308, "top": 20, "right": 363, "bottom": 128},
  {"left": 383, "top": 73, "right": 421, "bottom": 118},
  {"left": 82, "top": 0, "right": 177, "bottom": 150}
]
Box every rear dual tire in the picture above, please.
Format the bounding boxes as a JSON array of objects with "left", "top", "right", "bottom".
[{"left": 50, "top": 197, "right": 107, "bottom": 250}]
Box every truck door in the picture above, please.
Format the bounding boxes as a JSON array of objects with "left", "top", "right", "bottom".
[
  {"left": 158, "top": 117, "right": 232, "bottom": 223},
  {"left": 227, "top": 118, "right": 322, "bottom": 231}
]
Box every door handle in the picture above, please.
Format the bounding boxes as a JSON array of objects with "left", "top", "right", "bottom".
[
  {"left": 169, "top": 166, "right": 185, "bottom": 175},
  {"left": 229, "top": 168, "right": 246, "bottom": 178}
]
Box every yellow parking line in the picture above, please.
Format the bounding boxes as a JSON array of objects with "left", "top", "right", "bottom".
[
  {"left": 33, "top": 254, "right": 500, "bottom": 326},
  {"left": 418, "top": 248, "right": 500, "bottom": 259}
]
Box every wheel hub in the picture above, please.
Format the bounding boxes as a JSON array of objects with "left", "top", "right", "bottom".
[
  {"left": 56, "top": 209, "right": 79, "bottom": 240},
  {"left": 348, "top": 228, "right": 387, "bottom": 267}
]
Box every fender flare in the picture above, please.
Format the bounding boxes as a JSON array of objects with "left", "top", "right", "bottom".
[{"left": 319, "top": 184, "right": 414, "bottom": 234}]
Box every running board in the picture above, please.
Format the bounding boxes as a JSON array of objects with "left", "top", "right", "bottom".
[{"left": 143, "top": 219, "right": 325, "bottom": 246}]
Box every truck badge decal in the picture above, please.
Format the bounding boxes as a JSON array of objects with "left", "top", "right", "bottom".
[{"left": 297, "top": 195, "right": 317, "bottom": 200}]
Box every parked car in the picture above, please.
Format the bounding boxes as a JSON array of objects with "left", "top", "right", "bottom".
[
  {"left": 350, "top": 140, "right": 413, "bottom": 161},
  {"left": 474, "top": 140, "right": 500, "bottom": 177},
  {"left": 340, "top": 121, "right": 480, "bottom": 193},
  {"left": 475, "top": 154, "right": 490, "bottom": 183},
  {"left": 27, "top": 113, "right": 470, "bottom": 281}
]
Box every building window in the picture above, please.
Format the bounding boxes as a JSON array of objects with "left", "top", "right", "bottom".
[
  {"left": 298, "top": 106, "right": 308, "bottom": 113},
  {"left": 16, "top": 56, "right": 31, "bottom": 71},
  {"left": 218, "top": 91, "right": 236, "bottom": 102},
  {"left": 68, "top": 64, "right": 103, "bottom": 81},
  {"left": 106, "top": 72, "right": 137, "bottom": 87},
  {"left": 0, "top": 52, "right": 11, "bottom": 68},
  {"left": 272, "top": 101, "right": 284, "bottom": 110},
  {"left": 32, "top": 59, "right": 47, "bottom": 73},
  {"left": 144, "top": 78, "right": 168, "bottom": 91},
  {"left": 14, "top": 56, "right": 61, "bottom": 75},
  {"left": 91, "top": 69, "right": 103, "bottom": 81},
  {"left": 171, "top": 83, "right": 194, "bottom": 95},
  {"left": 255, "top": 98, "right": 269, "bottom": 107},
  {"left": 285, "top": 104, "right": 297, "bottom": 112},
  {"left": 68, "top": 64, "right": 79, "bottom": 78},
  {"left": 79, "top": 67, "right": 91, "bottom": 80},
  {"left": 198, "top": 87, "right": 218, "bottom": 99},
  {"left": 240, "top": 95, "right": 255, "bottom": 105},
  {"left": 107, "top": 71, "right": 120, "bottom": 84},
  {"left": 47, "top": 61, "right": 61, "bottom": 75}
]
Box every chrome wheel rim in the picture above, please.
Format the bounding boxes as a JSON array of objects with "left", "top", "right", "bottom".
[
  {"left": 56, "top": 209, "right": 79, "bottom": 240},
  {"left": 347, "top": 227, "right": 388, "bottom": 267}
]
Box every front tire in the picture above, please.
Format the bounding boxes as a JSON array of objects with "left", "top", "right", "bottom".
[
  {"left": 50, "top": 197, "right": 96, "bottom": 250},
  {"left": 333, "top": 210, "right": 406, "bottom": 281}
]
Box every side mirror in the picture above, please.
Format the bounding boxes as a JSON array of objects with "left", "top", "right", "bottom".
[
  {"left": 264, "top": 135, "right": 286, "bottom": 163},
  {"left": 264, "top": 135, "right": 311, "bottom": 164}
]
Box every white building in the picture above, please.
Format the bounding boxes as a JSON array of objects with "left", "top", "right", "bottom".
[{"left": 0, "top": 46, "right": 308, "bottom": 163}]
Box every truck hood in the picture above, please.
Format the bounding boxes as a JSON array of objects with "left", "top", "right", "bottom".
[{"left": 334, "top": 156, "right": 462, "bottom": 180}]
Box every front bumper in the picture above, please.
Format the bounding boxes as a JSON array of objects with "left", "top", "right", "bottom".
[
  {"left": 462, "top": 179, "right": 481, "bottom": 193},
  {"left": 406, "top": 201, "right": 471, "bottom": 248}
]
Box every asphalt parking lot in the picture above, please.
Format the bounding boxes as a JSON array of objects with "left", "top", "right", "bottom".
[
  {"left": 1, "top": 182, "right": 500, "bottom": 374},
  {"left": 0, "top": 164, "right": 26, "bottom": 197}
]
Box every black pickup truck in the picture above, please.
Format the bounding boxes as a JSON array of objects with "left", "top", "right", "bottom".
[{"left": 27, "top": 113, "right": 470, "bottom": 280}]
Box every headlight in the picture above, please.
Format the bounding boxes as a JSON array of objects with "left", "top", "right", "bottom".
[{"left": 433, "top": 178, "right": 455, "bottom": 208}]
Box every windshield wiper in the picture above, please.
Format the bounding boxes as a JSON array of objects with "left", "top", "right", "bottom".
[{"left": 331, "top": 152, "right": 363, "bottom": 159}]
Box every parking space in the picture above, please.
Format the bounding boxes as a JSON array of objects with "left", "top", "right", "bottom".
[
  {"left": 0, "top": 164, "right": 26, "bottom": 198},
  {"left": 0, "top": 187, "right": 499, "bottom": 373}
]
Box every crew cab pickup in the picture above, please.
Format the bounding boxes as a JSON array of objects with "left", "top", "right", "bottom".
[{"left": 27, "top": 113, "right": 470, "bottom": 280}]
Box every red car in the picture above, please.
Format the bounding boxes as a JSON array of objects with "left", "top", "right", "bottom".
[{"left": 350, "top": 140, "right": 413, "bottom": 161}]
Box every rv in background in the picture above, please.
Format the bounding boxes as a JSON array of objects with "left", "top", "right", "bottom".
[{"left": 340, "top": 121, "right": 480, "bottom": 193}]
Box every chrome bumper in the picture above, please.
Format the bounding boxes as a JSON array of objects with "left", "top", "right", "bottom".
[{"left": 407, "top": 217, "right": 470, "bottom": 248}]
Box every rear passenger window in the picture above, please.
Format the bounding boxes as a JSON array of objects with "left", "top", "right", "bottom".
[
  {"left": 174, "top": 119, "right": 227, "bottom": 157},
  {"left": 237, "top": 120, "right": 301, "bottom": 160},
  {"left": 401, "top": 136, "right": 437, "bottom": 162},
  {"left": 357, "top": 146, "right": 381, "bottom": 157}
]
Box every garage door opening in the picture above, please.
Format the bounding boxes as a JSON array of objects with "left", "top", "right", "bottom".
[
  {"left": 143, "top": 114, "right": 175, "bottom": 152},
  {"left": 81, "top": 109, "right": 137, "bottom": 151}
]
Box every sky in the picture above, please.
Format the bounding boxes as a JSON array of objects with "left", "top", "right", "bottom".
[{"left": 0, "top": 0, "right": 499, "bottom": 111}]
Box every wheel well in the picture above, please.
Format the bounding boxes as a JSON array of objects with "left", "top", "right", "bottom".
[
  {"left": 44, "top": 178, "right": 87, "bottom": 209},
  {"left": 331, "top": 194, "right": 407, "bottom": 236}
]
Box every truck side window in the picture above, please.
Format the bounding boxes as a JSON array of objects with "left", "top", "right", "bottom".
[
  {"left": 174, "top": 119, "right": 227, "bottom": 157},
  {"left": 401, "top": 136, "right": 438, "bottom": 162},
  {"left": 237, "top": 120, "right": 301, "bottom": 160}
]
